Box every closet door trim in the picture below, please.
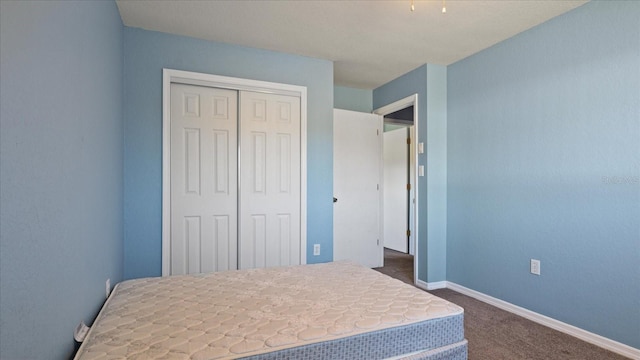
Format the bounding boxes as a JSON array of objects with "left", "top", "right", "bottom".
[{"left": 162, "top": 68, "right": 307, "bottom": 276}]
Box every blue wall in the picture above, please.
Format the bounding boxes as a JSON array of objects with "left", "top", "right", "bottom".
[
  {"left": 373, "top": 65, "right": 448, "bottom": 284},
  {"left": 447, "top": 1, "right": 639, "bottom": 348},
  {"left": 334, "top": 86, "right": 373, "bottom": 112},
  {"left": 123, "top": 28, "right": 334, "bottom": 279},
  {"left": 425, "top": 65, "right": 448, "bottom": 283},
  {"left": 0, "top": 1, "right": 124, "bottom": 359}
]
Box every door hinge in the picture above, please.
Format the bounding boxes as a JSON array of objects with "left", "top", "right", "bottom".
[
  {"left": 407, "top": 230, "right": 411, "bottom": 237},
  {"left": 377, "top": 129, "right": 380, "bottom": 136},
  {"left": 377, "top": 184, "right": 379, "bottom": 190},
  {"left": 406, "top": 183, "right": 411, "bottom": 191},
  {"left": 407, "top": 137, "right": 411, "bottom": 145},
  {"left": 377, "top": 239, "right": 380, "bottom": 245}
]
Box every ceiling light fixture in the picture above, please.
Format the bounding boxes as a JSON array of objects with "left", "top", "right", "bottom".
[{"left": 410, "top": 0, "right": 447, "bottom": 14}]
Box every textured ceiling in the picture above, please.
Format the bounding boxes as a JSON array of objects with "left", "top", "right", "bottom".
[{"left": 116, "top": 0, "right": 587, "bottom": 89}]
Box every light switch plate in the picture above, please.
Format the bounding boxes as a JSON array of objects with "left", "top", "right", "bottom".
[{"left": 530, "top": 259, "right": 541, "bottom": 275}]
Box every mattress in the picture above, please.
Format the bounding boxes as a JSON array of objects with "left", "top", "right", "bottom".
[{"left": 75, "top": 261, "right": 466, "bottom": 360}]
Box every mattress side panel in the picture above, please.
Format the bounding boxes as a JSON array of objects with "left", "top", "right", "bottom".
[{"left": 241, "top": 314, "right": 465, "bottom": 360}]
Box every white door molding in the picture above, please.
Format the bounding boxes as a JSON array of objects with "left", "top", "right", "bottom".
[
  {"left": 162, "top": 68, "right": 308, "bottom": 276},
  {"left": 373, "top": 94, "right": 419, "bottom": 284}
]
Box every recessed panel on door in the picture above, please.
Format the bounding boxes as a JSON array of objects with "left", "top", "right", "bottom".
[
  {"left": 213, "top": 130, "right": 230, "bottom": 194},
  {"left": 277, "top": 134, "right": 291, "bottom": 193},
  {"left": 251, "top": 132, "right": 267, "bottom": 194},
  {"left": 275, "top": 214, "right": 291, "bottom": 267},
  {"left": 184, "top": 128, "right": 201, "bottom": 195}
]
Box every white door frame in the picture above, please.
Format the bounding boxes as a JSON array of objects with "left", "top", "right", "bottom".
[
  {"left": 373, "top": 94, "right": 419, "bottom": 284},
  {"left": 162, "top": 68, "right": 307, "bottom": 276}
]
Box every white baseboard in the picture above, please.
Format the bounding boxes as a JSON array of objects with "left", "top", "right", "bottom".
[
  {"left": 445, "top": 282, "right": 640, "bottom": 359},
  {"left": 416, "top": 279, "right": 447, "bottom": 290}
]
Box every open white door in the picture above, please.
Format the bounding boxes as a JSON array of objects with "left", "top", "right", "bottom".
[{"left": 333, "top": 109, "right": 383, "bottom": 268}]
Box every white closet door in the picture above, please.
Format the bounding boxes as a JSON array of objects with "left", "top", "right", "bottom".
[
  {"left": 239, "top": 91, "right": 301, "bottom": 269},
  {"left": 170, "top": 83, "right": 238, "bottom": 275}
]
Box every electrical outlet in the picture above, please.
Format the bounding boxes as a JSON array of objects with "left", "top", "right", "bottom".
[
  {"left": 74, "top": 321, "right": 90, "bottom": 342},
  {"left": 105, "top": 278, "right": 111, "bottom": 298},
  {"left": 530, "top": 259, "right": 541, "bottom": 275},
  {"left": 313, "top": 244, "right": 320, "bottom": 256}
]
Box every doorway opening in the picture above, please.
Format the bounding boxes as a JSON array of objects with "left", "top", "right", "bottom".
[
  {"left": 373, "top": 95, "right": 419, "bottom": 285},
  {"left": 383, "top": 106, "right": 414, "bottom": 255}
]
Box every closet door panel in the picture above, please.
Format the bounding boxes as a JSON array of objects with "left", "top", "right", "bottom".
[
  {"left": 170, "top": 83, "right": 238, "bottom": 275},
  {"left": 239, "top": 91, "right": 301, "bottom": 269}
]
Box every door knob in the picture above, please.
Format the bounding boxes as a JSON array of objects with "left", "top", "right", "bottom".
[{"left": 333, "top": 197, "right": 338, "bottom": 203}]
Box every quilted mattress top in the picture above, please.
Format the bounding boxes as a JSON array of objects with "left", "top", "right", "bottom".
[{"left": 75, "top": 261, "right": 463, "bottom": 359}]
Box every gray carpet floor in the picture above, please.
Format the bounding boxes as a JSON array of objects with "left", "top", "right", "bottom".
[{"left": 374, "top": 248, "right": 630, "bottom": 360}]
